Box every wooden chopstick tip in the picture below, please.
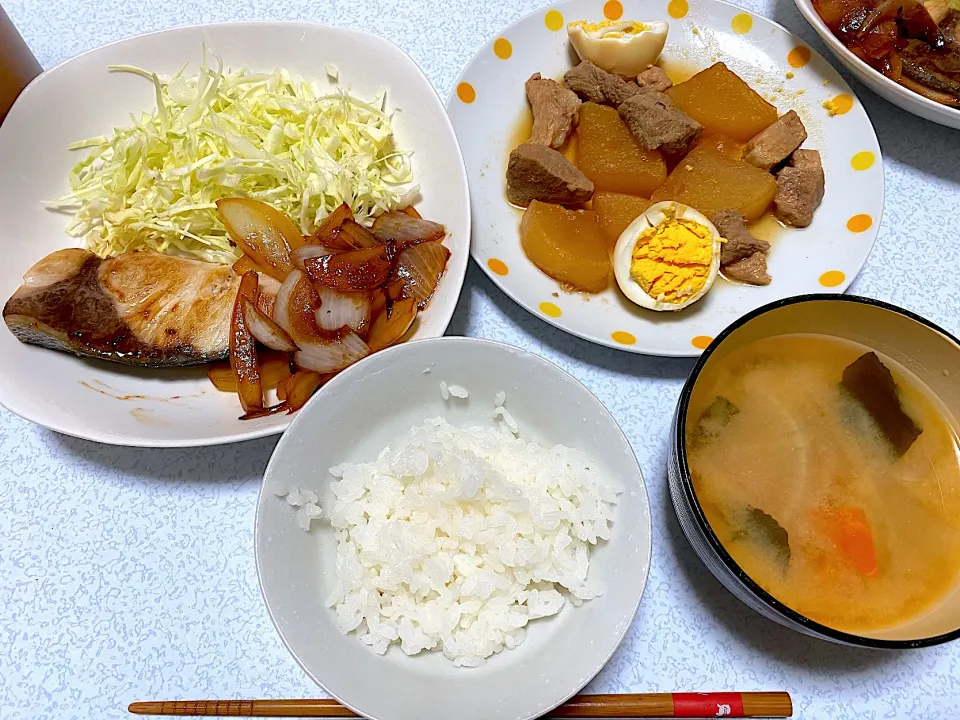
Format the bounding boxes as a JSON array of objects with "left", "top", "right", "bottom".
[{"left": 128, "top": 702, "right": 160, "bottom": 715}]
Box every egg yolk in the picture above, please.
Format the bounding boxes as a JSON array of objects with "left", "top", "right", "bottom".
[
  {"left": 569, "top": 19, "right": 649, "bottom": 38},
  {"left": 630, "top": 218, "right": 713, "bottom": 303}
]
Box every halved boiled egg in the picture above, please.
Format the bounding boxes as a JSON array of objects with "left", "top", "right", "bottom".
[
  {"left": 613, "top": 201, "right": 721, "bottom": 312},
  {"left": 567, "top": 19, "right": 669, "bottom": 77}
]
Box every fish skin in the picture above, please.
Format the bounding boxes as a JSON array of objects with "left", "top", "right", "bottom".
[{"left": 3, "top": 249, "right": 239, "bottom": 367}]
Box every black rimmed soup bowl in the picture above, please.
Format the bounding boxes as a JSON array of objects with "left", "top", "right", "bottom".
[{"left": 668, "top": 294, "right": 960, "bottom": 648}]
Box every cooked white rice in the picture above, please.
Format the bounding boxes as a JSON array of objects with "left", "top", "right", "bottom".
[
  {"left": 294, "top": 396, "right": 620, "bottom": 667},
  {"left": 447, "top": 384, "right": 468, "bottom": 399}
]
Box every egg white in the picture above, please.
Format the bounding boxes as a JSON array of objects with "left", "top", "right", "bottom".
[
  {"left": 612, "top": 201, "right": 722, "bottom": 312},
  {"left": 567, "top": 21, "right": 669, "bottom": 77}
]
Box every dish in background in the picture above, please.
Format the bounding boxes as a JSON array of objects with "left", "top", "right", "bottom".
[
  {"left": 256, "top": 337, "right": 652, "bottom": 720},
  {"left": 449, "top": 0, "right": 884, "bottom": 357},
  {"left": 806, "top": 0, "right": 960, "bottom": 109},
  {"left": 0, "top": 22, "right": 470, "bottom": 447},
  {"left": 668, "top": 294, "right": 960, "bottom": 647},
  {"left": 0, "top": 6, "right": 41, "bottom": 124},
  {"left": 795, "top": 0, "right": 960, "bottom": 129}
]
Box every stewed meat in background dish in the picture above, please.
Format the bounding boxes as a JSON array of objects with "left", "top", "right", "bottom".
[
  {"left": 504, "top": 17, "right": 827, "bottom": 311},
  {"left": 813, "top": 0, "right": 960, "bottom": 106}
]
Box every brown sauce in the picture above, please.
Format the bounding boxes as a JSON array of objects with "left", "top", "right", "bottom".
[
  {"left": 80, "top": 379, "right": 198, "bottom": 401},
  {"left": 659, "top": 57, "right": 701, "bottom": 85}
]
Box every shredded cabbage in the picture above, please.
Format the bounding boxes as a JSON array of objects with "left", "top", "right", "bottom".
[{"left": 47, "top": 49, "right": 418, "bottom": 264}]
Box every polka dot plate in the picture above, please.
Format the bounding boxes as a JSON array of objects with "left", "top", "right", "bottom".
[{"left": 447, "top": 0, "right": 884, "bottom": 357}]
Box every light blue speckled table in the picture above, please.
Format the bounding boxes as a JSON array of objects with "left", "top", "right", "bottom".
[{"left": 2, "top": 1, "right": 958, "bottom": 718}]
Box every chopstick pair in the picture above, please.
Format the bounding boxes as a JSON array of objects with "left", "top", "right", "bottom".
[{"left": 129, "top": 691, "right": 792, "bottom": 717}]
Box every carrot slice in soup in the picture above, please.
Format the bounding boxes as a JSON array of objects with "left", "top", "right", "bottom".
[{"left": 815, "top": 507, "right": 878, "bottom": 577}]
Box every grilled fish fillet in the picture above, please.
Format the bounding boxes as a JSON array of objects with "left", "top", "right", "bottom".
[{"left": 3, "top": 249, "right": 239, "bottom": 367}]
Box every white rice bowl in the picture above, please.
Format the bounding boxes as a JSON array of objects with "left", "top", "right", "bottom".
[
  {"left": 279, "top": 394, "right": 620, "bottom": 668},
  {"left": 255, "top": 336, "right": 651, "bottom": 720}
]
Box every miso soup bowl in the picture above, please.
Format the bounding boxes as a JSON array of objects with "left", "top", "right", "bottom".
[{"left": 668, "top": 294, "right": 960, "bottom": 648}]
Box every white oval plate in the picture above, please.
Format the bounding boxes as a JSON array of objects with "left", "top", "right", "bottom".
[
  {"left": 0, "top": 22, "right": 470, "bottom": 447},
  {"left": 256, "top": 337, "right": 652, "bottom": 720},
  {"left": 448, "top": 0, "right": 883, "bottom": 357}
]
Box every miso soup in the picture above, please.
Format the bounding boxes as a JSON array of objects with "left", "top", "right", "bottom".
[{"left": 686, "top": 333, "right": 960, "bottom": 633}]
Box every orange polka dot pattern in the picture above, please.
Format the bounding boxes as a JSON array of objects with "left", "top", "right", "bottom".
[
  {"left": 487, "top": 258, "right": 508, "bottom": 275},
  {"left": 787, "top": 46, "right": 811, "bottom": 68},
  {"left": 456, "top": 82, "right": 475, "bottom": 104},
  {"left": 604, "top": 0, "right": 624, "bottom": 20},
  {"left": 847, "top": 215, "right": 873, "bottom": 233},
  {"left": 668, "top": 0, "right": 689, "bottom": 19}
]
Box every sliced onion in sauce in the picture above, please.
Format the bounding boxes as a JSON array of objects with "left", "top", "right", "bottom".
[
  {"left": 302, "top": 243, "right": 395, "bottom": 292},
  {"left": 394, "top": 241, "right": 451, "bottom": 309},
  {"left": 240, "top": 402, "right": 290, "bottom": 420},
  {"left": 367, "top": 297, "right": 418, "bottom": 352},
  {"left": 370, "top": 288, "right": 387, "bottom": 320},
  {"left": 281, "top": 370, "right": 332, "bottom": 413},
  {"left": 311, "top": 203, "right": 354, "bottom": 247},
  {"left": 275, "top": 270, "right": 335, "bottom": 350},
  {"left": 372, "top": 211, "right": 445, "bottom": 246},
  {"left": 335, "top": 220, "right": 380, "bottom": 249},
  {"left": 208, "top": 355, "right": 292, "bottom": 392},
  {"left": 272, "top": 269, "right": 303, "bottom": 334},
  {"left": 230, "top": 271, "right": 264, "bottom": 414},
  {"left": 314, "top": 286, "right": 371, "bottom": 335},
  {"left": 242, "top": 297, "right": 299, "bottom": 352},
  {"left": 256, "top": 273, "right": 281, "bottom": 318},
  {"left": 294, "top": 331, "right": 371, "bottom": 373},
  {"left": 232, "top": 255, "right": 261, "bottom": 276},
  {"left": 385, "top": 278, "right": 405, "bottom": 301},
  {"left": 291, "top": 243, "right": 339, "bottom": 271},
  {"left": 217, "top": 198, "right": 296, "bottom": 281}
]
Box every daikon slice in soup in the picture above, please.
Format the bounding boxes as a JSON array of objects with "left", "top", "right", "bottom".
[{"left": 685, "top": 333, "right": 960, "bottom": 634}]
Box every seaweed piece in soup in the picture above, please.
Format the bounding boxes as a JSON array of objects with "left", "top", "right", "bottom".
[
  {"left": 689, "top": 396, "right": 739, "bottom": 447},
  {"left": 732, "top": 507, "right": 791, "bottom": 573},
  {"left": 841, "top": 352, "right": 922, "bottom": 457}
]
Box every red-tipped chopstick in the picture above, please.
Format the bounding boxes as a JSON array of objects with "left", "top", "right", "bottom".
[{"left": 129, "top": 692, "right": 792, "bottom": 717}]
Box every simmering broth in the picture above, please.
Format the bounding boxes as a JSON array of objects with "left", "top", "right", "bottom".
[{"left": 686, "top": 333, "right": 960, "bottom": 633}]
